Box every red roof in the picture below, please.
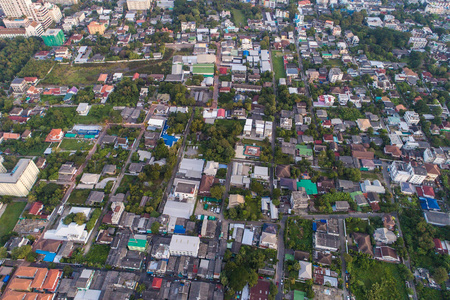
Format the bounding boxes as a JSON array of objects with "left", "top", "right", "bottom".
[
  {"left": 24, "top": 77, "right": 38, "bottom": 83},
  {"left": 41, "top": 269, "right": 62, "bottom": 292},
  {"left": 29, "top": 202, "right": 43, "bottom": 215},
  {"left": 434, "top": 238, "right": 443, "bottom": 250},
  {"left": 219, "top": 87, "right": 231, "bottom": 93},
  {"left": 132, "top": 73, "right": 140, "bottom": 80},
  {"left": 219, "top": 67, "right": 227, "bottom": 75},
  {"left": 370, "top": 202, "right": 380, "bottom": 212},
  {"left": 422, "top": 186, "right": 435, "bottom": 198},
  {"left": 8, "top": 116, "right": 29, "bottom": 123},
  {"left": 217, "top": 109, "right": 225, "bottom": 118},
  {"left": 152, "top": 278, "right": 162, "bottom": 289}
]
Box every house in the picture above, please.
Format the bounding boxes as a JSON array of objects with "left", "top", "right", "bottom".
[
  {"left": 298, "top": 261, "right": 312, "bottom": 281},
  {"left": 424, "top": 163, "right": 440, "bottom": 181},
  {"left": 29, "top": 201, "right": 44, "bottom": 216},
  {"left": 249, "top": 280, "right": 270, "bottom": 300},
  {"left": 374, "top": 228, "right": 397, "bottom": 244},
  {"left": 315, "top": 232, "right": 339, "bottom": 252},
  {"left": 384, "top": 145, "right": 402, "bottom": 158},
  {"left": 76, "top": 103, "right": 91, "bottom": 116},
  {"left": 328, "top": 68, "right": 343, "bottom": 83},
  {"left": 353, "top": 232, "right": 374, "bottom": 256},
  {"left": 228, "top": 194, "right": 244, "bottom": 209},
  {"left": 335, "top": 201, "right": 350, "bottom": 212},
  {"left": 276, "top": 165, "right": 290, "bottom": 179},
  {"left": 45, "top": 129, "right": 64, "bottom": 143},
  {"left": 290, "top": 187, "right": 309, "bottom": 211},
  {"left": 374, "top": 246, "right": 400, "bottom": 263},
  {"left": 404, "top": 111, "right": 420, "bottom": 125},
  {"left": 260, "top": 231, "right": 277, "bottom": 250},
  {"left": 356, "top": 119, "right": 372, "bottom": 132}
]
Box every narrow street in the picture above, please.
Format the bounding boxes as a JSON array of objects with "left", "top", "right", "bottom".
[{"left": 157, "top": 109, "right": 195, "bottom": 213}]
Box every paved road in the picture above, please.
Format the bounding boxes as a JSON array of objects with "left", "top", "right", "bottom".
[
  {"left": 158, "top": 110, "right": 195, "bottom": 213},
  {"left": 212, "top": 43, "right": 221, "bottom": 109},
  {"left": 339, "top": 218, "right": 349, "bottom": 299},
  {"left": 275, "top": 216, "right": 287, "bottom": 299}
]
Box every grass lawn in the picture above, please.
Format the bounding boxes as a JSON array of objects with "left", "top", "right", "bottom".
[
  {"left": 59, "top": 139, "right": 93, "bottom": 151},
  {"left": 324, "top": 59, "right": 343, "bottom": 67},
  {"left": 0, "top": 202, "right": 26, "bottom": 243},
  {"left": 272, "top": 52, "right": 286, "bottom": 81},
  {"left": 349, "top": 255, "right": 408, "bottom": 300},
  {"left": 68, "top": 189, "right": 91, "bottom": 205},
  {"left": 232, "top": 9, "right": 247, "bottom": 26},
  {"left": 360, "top": 171, "right": 381, "bottom": 180},
  {"left": 41, "top": 50, "right": 175, "bottom": 86},
  {"left": 84, "top": 244, "right": 110, "bottom": 265},
  {"left": 242, "top": 139, "right": 269, "bottom": 147},
  {"left": 285, "top": 217, "right": 313, "bottom": 252}
]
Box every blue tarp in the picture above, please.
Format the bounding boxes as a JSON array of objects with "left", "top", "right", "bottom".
[
  {"left": 3, "top": 275, "right": 10, "bottom": 283},
  {"left": 312, "top": 222, "right": 317, "bottom": 231},
  {"left": 35, "top": 250, "right": 56, "bottom": 262}
]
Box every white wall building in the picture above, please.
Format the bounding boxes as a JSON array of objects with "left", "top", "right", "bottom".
[{"left": 169, "top": 235, "right": 200, "bottom": 257}]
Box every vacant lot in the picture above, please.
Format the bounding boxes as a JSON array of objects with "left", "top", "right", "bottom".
[
  {"left": 41, "top": 49, "right": 175, "bottom": 86},
  {"left": 285, "top": 217, "right": 313, "bottom": 252},
  {"left": 68, "top": 189, "right": 91, "bottom": 205},
  {"left": 59, "top": 139, "right": 93, "bottom": 151},
  {"left": 0, "top": 202, "right": 26, "bottom": 243},
  {"left": 232, "top": 9, "right": 247, "bottom": 26},
  {"left": 272, "top": 52, "right": 286, "bottom": 81}
]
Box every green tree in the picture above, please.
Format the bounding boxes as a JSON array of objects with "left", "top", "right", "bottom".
[
  {"left": 433, "top": 267, "right": 449, "bottom": 284},
  {"left": 151, "top": 222, "right": 161, "bottom": 234},
  {"left": 210, "top": 185, "right": 225, "bottom": 200},
  {"left": 0, "top": 247, "right": 7, "bottom": 259},
  {"left": 11, "top": 244, "right": 32, "bottom": 260}
]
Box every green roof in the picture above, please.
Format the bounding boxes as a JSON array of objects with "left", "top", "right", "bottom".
[
  {"left": 296, "top": 145, "right": 313, "bottom": 156},
  {"left": 128, "top": 238, "right": 147, "bottom": 249},
  {"left": 294, "top": 290, "right": 306, "bottom": 300},
  {"left": 285, "top": 253, "right": 295, "bottom": 261},
  {"left": 297, "top": 180, "right": 318, "bottom": 195},
  {"left": 350, "top": 191, "right": 363, "bottom": 200},
  {"left": 192, "top": 64, "right": 215, "bottom": 75}
]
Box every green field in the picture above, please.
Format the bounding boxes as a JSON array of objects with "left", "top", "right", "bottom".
[
  {"left": 59, "top": 139, "right": 93, "bottom": 151},
  {"left": 67, "top": 189, "right": 91, "bottom": 205},
  {"left": 349, "top": 255, "right": 408, "bottom": 300},
  {"left": 41, "top": 49, "right": 175, "bottom": 86},
  {"left": 232, "top": 9, "right": 247, "bottom": 26},
  {"left": 285, "top": 217, "right": 313, "bottom": 252},
  {"left": 0, "top": 202, "right": 26, "bottom": 243},
  {"left": 272, "top": 52, "right": 286, "bottom": 81}
]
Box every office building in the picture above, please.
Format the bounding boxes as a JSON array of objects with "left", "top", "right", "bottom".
[{"left": 0, "top": 0, "right": 33, "bottom": 19}]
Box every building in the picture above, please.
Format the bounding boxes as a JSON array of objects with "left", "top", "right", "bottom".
[
  {"left": 228, "top": 194, "right": 245, "bottom": 209},
  {"left": 390, "top": 161, "right": 411, "bottom": 183},
  {"left": 127, "top": 0, "right": 151, "bottom": 10},
  {"left": 298, "top": 261, "right": 312, "bottom": 281},
  {"left": 47, "top": 0, "right": 78, "bottom": 4},
  {"left": 0, "top": 158, "right": 39, "bottom": 197},
  {"left": 76, "top": 103, "right": 91, "bottom": 116},
  {"left": 44, "top": 207, "right": 92, "bottom": 243},
  {"left": 0, "top": 0, "right": 33, "bottom": 19},
  {"left": 290, "top": 187, "right": 309, "bottom": 211},
  {"left": 374, "top": 228, "right": 397, "bottom": 244},
  {"left": 45, "top": 129, "right": 64, "bottom": 142},
  {"left": 404, "top": 111, "right": 420, "bottom": 125},
  {"left": 128, "top": 235, "right": 148, "bottom": 252},
  {"left": 169, "top": 235, "right": 200, "bottom": 257},
  {"left": 10, "top": 78, "right": 28, "bottom": 93},
  {"left": 87, "top": 21, "right": 106, "bottom": 35},
  {"left": 328, "top": 68, "right": 343, "bottom": 83},
  {"left": 42, "top": 28, "right": 65, "bottom": 46}
]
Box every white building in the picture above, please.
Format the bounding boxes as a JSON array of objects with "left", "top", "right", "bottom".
[
  {"left": 251, "top": 166, "right": 270, "bottom": 181},
  {"left": 360, "top": 180, "right": 385, "bottom": 194},
  {"left": 169, "top": 235, "right": 200, "bottom": 257},
  {"left": 127, "top": 0, "right": 151, "bottom": 10},
  {"left": 328, "top": 68, "right": 343, "bottom": 83},
  {"left": 178, "top": 158, "right": 204, "bottom": 179},
  {"left": 403, "top": 111, "right": 420, "bottom": 125},
  {"left": 408, "top": 37, "right": 428, "bottom": 49},
  {"left": 0, "top": 158, "right": 39, "bottom": 197},
  {"left": 0, "top": 0, "right": 33, "bottom": 19},
  {"left": 110, "top": 202, "right": 124, "bottom": 225},
  {"left": 76, "top": 103, "right": 91, "bottom": 116},
  {"left": 390, "top": 161, "right": 411, "bottom": 183},
  {"left": 44, "top": 207, "right": 92, "bottom": 243}
]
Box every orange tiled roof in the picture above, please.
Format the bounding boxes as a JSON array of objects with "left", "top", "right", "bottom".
[
  {"left": 14, "top": 267, "right": 38, "bottom": 278},
  {"left": 41, "top": 269, "right": 61, "bottom": 292},
  {"left": 30, "top": 268, "right": 48, "bottom": 290},
  {"left": 8, "top": 278, "right": 32, "bottom": 291}
]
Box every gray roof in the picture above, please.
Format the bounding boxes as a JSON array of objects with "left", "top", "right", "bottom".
[{"left": 0, "top": 159, "right": 34, "bottom": 184}]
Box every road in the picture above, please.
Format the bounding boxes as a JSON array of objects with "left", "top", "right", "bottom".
[
  {"left": 83, "top": 108, "right": 155, "bottom": 254},
  {"left": 339, "top": 218, "right": 349, "bottom": 300},
  {"left": 275, "top": 216, "right": 287, "bottom": 299},
  {"left": 157, "top": 109, "right": 195, "bottom": 213},
  {"left": 212, "top": 42, "right": 221, "bottom": 109}
]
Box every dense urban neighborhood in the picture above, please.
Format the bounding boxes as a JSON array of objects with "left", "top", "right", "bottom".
[{"left": 0, "top": 0, "right": 449, "bottom": 299}]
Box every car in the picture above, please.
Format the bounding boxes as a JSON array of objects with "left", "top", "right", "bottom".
[{"left": 276, "top": 282, "right": 279, "bottom": 286}]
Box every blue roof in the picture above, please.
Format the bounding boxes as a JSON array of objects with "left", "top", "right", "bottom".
[
  {"left": 162, "top": 134, "right": 179, "bottom": 147},
  {"left": 420, "top": 197, "right": 441, "bottom": 211},
  {"left": 3, "top": 275, "right": 10, "bottom": 283}
]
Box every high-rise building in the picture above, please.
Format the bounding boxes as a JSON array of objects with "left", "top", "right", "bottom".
[
  {"left": 0, "top": 158, "right": 39, "bottom": 197},
  {"left": 42, "top": 28, "right": 65, "bottom": 46},
  {"left": 30, "top": 3, "right": 53, "bottom": 29},
  {"left": 0, "top": 0, "right": 33, "bottom": 18}
]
